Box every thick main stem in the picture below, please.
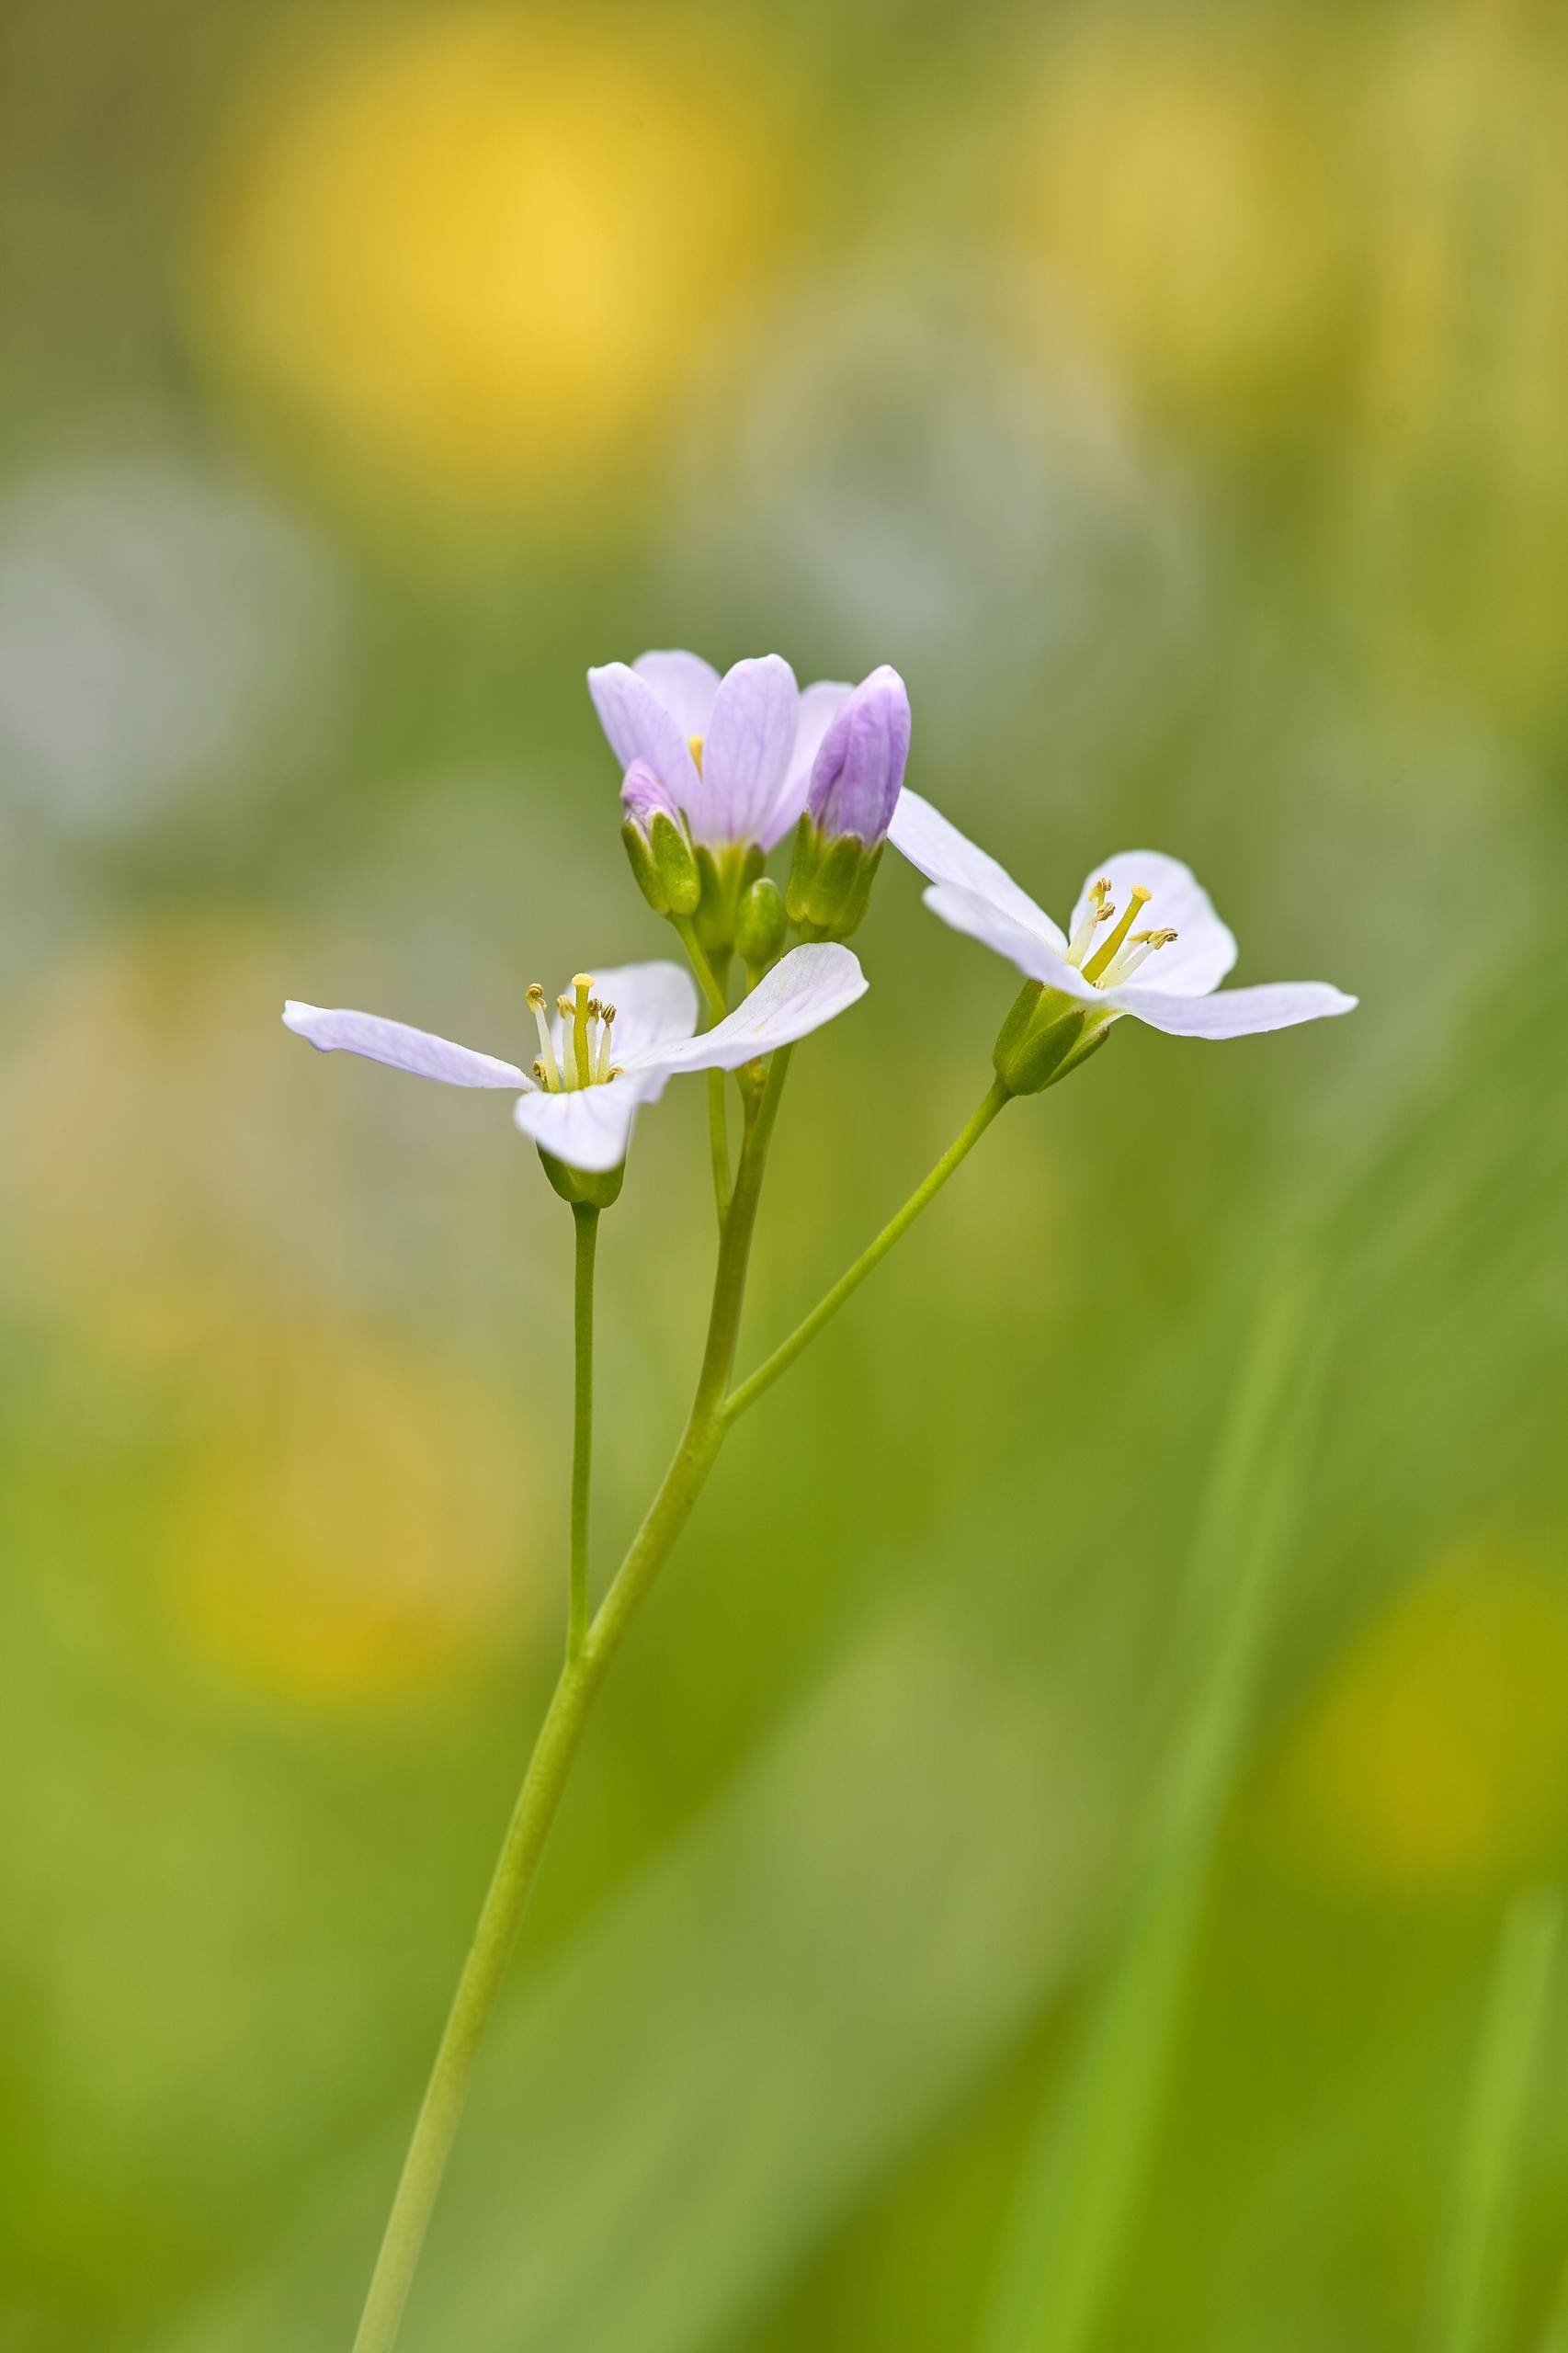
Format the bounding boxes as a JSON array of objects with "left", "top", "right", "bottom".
[
  {"left": 566, "top": 1204, "right": 598, "bottom": 1663},
  {"left": 349, "top": 1059, "right": 790, "bottom": 2353},
  {"left": 723, "top": 1077, "right": 1011, "bottom": 1427}
]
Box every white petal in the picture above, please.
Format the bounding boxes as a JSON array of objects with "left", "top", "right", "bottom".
[
  {"left": 1106, "top": 978, "right": 1358, "bottom": 1039},
  {"left": 919, "top": 887, "right": 1100, "bottom": 999},
  {"left": 631, "top": 649, "right": 720, "bottom": 739},
  {"left": 514, "top": 1079, "right": 650, "bottom": 1172},
  {"left": 700, "top": 654, "right": 799, "bottom": 845},
  {"left": 283, "top": 1002, "right": 528, "bottom": 1087},
  {"left": 586, "top": 663, "right": 701, "bottom": 808},
  {"left": 629, "top": 944, "right": 867, "bottom": 1076},
  {"left": 761, "top": 677, "right": 851, "bottom": 849},
  {"left": 888, "top": 790, "right": 1067, "bottom": 952},
  {"left": 1070, "top": 851, "right": 1236, "bottom": 995},
  {"left": 576, "top": 960, "right": 698, "bottom": 1062}
]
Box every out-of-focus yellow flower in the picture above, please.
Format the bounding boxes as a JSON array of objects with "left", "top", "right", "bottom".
[
  {"left": 167, "top": 1318, "right": 524, "bottom": 1704},
  {"left": 1274, "top": 1550, "right": 1568, "bottom": 1895},
  {"left": 197, "top": 8, "right": 792, "bottom": 517}
]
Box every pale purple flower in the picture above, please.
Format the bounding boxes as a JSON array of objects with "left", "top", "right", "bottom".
[
  {"left": 588, "top": 650, "right": 853, "bottom": 851},
  {"left": 284, "top": 945, "right": 868, "bottom": 1173},
  {"left": 804, "top": 665, "right": 911, "bottom": 848},
  {"left": 888, "top": 790, "right": 1357, "bottom": 1040}
]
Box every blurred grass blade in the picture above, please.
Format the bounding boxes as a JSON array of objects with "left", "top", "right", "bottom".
[
  {"left": 980, "top": 1272, "right": 1318, "bottom": 2353},
  {"left": 1429, "top": 1888, "right": 1562, "bottom": 2353}
]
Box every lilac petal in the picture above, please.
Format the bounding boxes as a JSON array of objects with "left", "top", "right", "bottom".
[
  {"left": 920, "top": 887, "right": 1100, "bottom": 1000},
  {"left": 620, "top": 758, "right": 682, "bottom": 829},
  {"left": 1069, "top": 851, "right": 1237, "bottom": 995},
  {"left": 514, "top": 1079, "right": 648, "bottom": 1173},
  {"left": 699, "top": 654, "right": 799, "bottom": 845},
  {"left": 1107, "top": 978, "right": 1358, "bottom": 1038},
  {"left": 629, "top": 943, "right": 867, "bottom": 1076},
  {"left": 588, "top": 663, "right": 701, "bottom": 809},
  {"left": 578, "top": 961, "right": 698, "bottom": 1063},
  {"left": 762, "top": 677, "right": 850, "bottom": 849},
  {"left": 282, "top": 1002, "right": 528, "bottom": 1087},
  {"left": 631, "top": 649, "right": 721, "bottom": 739},
  {"left": 888, "top": 790, "right": 1068, "bottom": 953},
  {"left": 804, "top": 665, "right": 911, "bottom": 847}
]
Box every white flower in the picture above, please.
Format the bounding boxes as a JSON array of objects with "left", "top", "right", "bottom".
[
  {"left": 284, "top": 945, "right": 867, "bottom": 1173},
  {"left": 887, "top": 790, "right": 1356, "bottom": 1042}
]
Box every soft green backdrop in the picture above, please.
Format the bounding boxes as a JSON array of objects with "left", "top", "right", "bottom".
[{"left": 4, "top": 0, "right": 1567, "bottom": 2347}]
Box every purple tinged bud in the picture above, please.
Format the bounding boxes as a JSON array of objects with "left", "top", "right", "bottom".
[
  {"left": 620, "top": 757, "right": 681, "bottom": 833},
  {"left": 803, "top": 665, "right": 911, "bottom": 847}
]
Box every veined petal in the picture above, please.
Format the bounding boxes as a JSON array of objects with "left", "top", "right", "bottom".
[
  {"left": 587, "top": 663, "right": 701, "bottom": 810},
  {"left": 628, "top": 943, "right": 867, "bottom": 1076},
  {"left": 762, "top": 677, "right": 851, "bottom": 849},
  {"left": 514, "top": 1079, "right": 648, "bottom": 1173},
  {"left": 920, "top": 886, "right": 1100, "bottom": 998},
  {"left": 578, "top": 961, "right": 698, "bottom": 1062},
  {"left": 1069, "top": 851, "right": 1237, "bottom": 995},
  {"left": 1106, "top": 978, "right": 1358, "bottom": 1038},
  {"left": 282, "top": 1002, "right": 528, "bottom": 1087},
  {"left": 631, "top": 649, "right": 720, "bottom": 739},
  {"left": 888, "top": 790, "right": 1067, "bottom": 952},
  {"left": 620, "top": 758, "right": 681, "bottom": 829},
  {"left": 699, "top": 654, "right": 799, "bottom": 845},
  {"left": 805, "top": 665, "right": 911, "bottom": 847}
]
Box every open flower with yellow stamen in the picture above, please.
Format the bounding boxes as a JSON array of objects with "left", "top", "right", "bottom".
[
  {"left": 887, "top": 790, "right": 1354, "bottom": 1090},
  {"left": 283, "top": 944, "right": 867, "bottom": 1174}
]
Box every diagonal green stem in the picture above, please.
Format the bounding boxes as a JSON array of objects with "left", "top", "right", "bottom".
[
  {"left": 349, "top": 1056, "right": 790, "bottom": 2353},
  {"left": 566, "top": 1203, "right": 598, "bottom": 1664},
  {"left": 722, "top": 1077, "right": 1011, "bottom": 1427}
]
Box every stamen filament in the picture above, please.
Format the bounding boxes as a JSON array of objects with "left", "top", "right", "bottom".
[
  {"left": 557, "top": 995, "right": 576, "bottom": 1088},
  {"left": 1083, "top": 885, "right": 1151, "bottom": 984},
  {"left": 1066, "top": 879, "right": 1114, "bottom": 968},
  {"left": 527, "top": 983, "right": 562, "bottom": 1092},
  {"left": 596, "top": 1006, "right": 616, "bottom": 1084}
]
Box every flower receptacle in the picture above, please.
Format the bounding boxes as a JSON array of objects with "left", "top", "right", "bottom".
[
  {"left": 785, "top": 817, "right": 884, "bottom": 943},
  {"left": 538, "top": 1147, "right": 626, "bottom": 1210},
  {"left": 992, "top": 980, "right": 1111, "bottom": 1096}
]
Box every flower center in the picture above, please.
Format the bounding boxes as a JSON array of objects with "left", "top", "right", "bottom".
[
  {"left": 687, "top": 733, "right": 705, "bottom": 773},
  {"left": 527, "top": 975, "right": 622, "bottom": 1093},
  {"left": 1067, "top": 879, "right": 1178, "bottom": 988}
]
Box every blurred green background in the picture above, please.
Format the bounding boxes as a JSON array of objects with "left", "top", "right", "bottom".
[{"left": 4, "top": 0, "right": 1568, "bottom": 2346}]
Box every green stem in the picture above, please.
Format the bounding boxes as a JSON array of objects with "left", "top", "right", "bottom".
[
  {"left": 722, "top": 1076, "right": 1011, "bottom": 1427},
  {"left": 349, "top": 1054, "right": 791, "bottom": 2353},
  {"left": 566, "top": 1204, "right": 598, "bottom": 1664},
  {"left": 671, "top": 915, "right": 729, "bottom": 1025},
  {"left": 705, "top": 1071, "right": 732, "bottom": 1226}
]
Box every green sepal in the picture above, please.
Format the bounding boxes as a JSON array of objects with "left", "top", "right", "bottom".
[
  {"left": 538, "top": 1148, "right": 625, "bottom": 1209},
  {"left": 650, "top": 810, "right": 700, "bottom": 916},
  {"left": 693, "top": 842, "right": 763, "bottom": 954},
  {"left": 786, "top": 818, "right": 884, "bottom": 941},
  {"left": 734, "top": 875, "right": 787, "bottom": 972},
  {"left": 992, "top": 981, "right": 1112, "bottom": 1096},
  {"left": 621, "top": 818, "right": 666, "bottom": 915}
]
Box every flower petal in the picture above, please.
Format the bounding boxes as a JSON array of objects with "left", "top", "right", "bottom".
[
  {"left": 628, "top": 943, "right": 867, "bottom": 1076},
  {"left": 1070, "top": 851, "right": 1237, "bottom": 995},
  {"left": 761, "top": 677, "right": 851, "bottom": 849},
  {"left": 805, "top": 665, "right": 911, "bottom": 848},
  {"left": 282, "top": 1002, "right": 528, "bottom": 1087},
  {"left": 699, "top": 654, "right": 799, "bottom": 845},
  {"left": 587, "top": 663, "right": 701, "bottom": 810},
  {"left": 920, "top": 887, "right": 1100, "bottom": 999},
  {"left": 1105, "top": 978, "right": 1358, "bottom": 1038},
  {"left": 631, "top": 649, "right": 720, "bottom": 739},
  {"left": 514, "top": 1079, "right": 648, "bottom": 1173},
  {"left": 888, "top": 790, "right": 1067, "bottom": 953},
  {"left": 578, "top": 961, "right": 698, "bottom": 1063}
]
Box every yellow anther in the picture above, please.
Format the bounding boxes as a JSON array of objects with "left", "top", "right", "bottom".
[
  {"left": 1067, "top": 879, "right": 1119, "bottom": 967},
  {"left": 526, "top": 982, "right": 547, "bottom": 1008},
  {"left": 687, "top": 733, "right": 705, "bottom": 773},
  {"left": 585, "top": 997, "right": 601, "bottom": 1020},
  {"left": 1084, "top": 885, "right": 1152, "bottom": 983},
  {"left": 528, "top": 983, "right": 562, "bottom": 1090}
]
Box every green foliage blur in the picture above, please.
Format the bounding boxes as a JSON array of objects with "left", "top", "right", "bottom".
[{"left": 4, "top": 0, "right": 1567, "bottom": 2346}]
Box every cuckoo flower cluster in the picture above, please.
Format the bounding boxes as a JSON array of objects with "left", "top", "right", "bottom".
[
  {"left": 282, "top": 643, "right": 1357, "bottom": 2353},
  {"left": 284, "top": 647, "right": 1353, "bottom": 1183}
]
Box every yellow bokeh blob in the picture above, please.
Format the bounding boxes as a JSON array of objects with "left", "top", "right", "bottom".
[
  {"left": 1275, "top": 1550, "right": 1568, "bottom": 1895},
  {"left": 198, "top": 8, "right": 791, "bottom": 513}
]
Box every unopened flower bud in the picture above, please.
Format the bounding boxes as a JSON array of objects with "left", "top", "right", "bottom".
[
  {"left": 804, "top": 665, "right": 910, "bottom": 850},
  {"left": 734, "top": 875, "right": 787, "bottom": 973},
  {"left": 620, "top": 760, "right": 699, "bottom": 917}
]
